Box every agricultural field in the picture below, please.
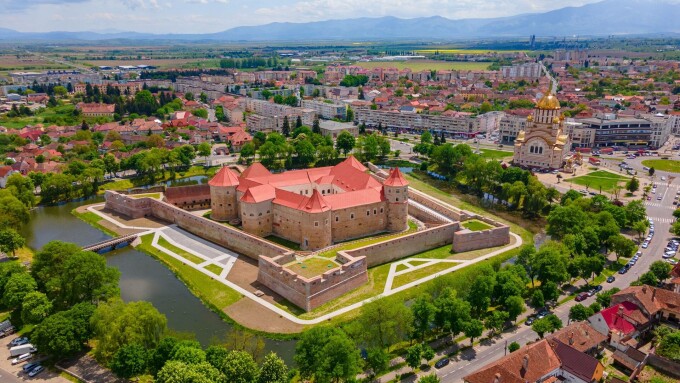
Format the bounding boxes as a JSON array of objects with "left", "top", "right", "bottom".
[
  {"left": 565, "top": 170, "right": 630, "bottom": 192},
  {"left": 78, "top": 58, "right": 220, "bottom": 69},
  {"left": 0, "top": 54, "right": 70, "bottom": 71},
  {"left": 415, "top": 49, "right": 529, "bottom": 54},
  {"left": 353, "top": 60, "right": 490, "bottom": 71}
]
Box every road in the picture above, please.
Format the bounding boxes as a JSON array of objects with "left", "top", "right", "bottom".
[
  {"left": 0, "top": 367, "right": 23, "bottom": 383},
  {"left": 435, "top": 175, "right": 679, "bottom": 382}
]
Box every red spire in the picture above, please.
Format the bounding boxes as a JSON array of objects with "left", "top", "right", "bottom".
[
  {"left": 383, "top": 167, "right": 409, "bottom": 187},
  {"left": 209, "top": 166, "right": 240, "bottom": 187},
  {"left": 304, "top": 189, "right": 331, "bottom": 213}
]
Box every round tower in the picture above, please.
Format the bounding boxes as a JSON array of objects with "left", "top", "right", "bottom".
[
  {"left": 240, "top": 188, "right": 274, "bottom": 237},
  {"left": 299, "top": 189, "right": 332, "bottom": 250},
  {"left": 383, "top": 168, "right": 409, "bottom": 232},
  {"left": 208, "top": 166, "right": 240, "bottom": 221}
]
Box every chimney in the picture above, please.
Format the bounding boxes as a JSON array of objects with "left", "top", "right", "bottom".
[
  {"left": 652, "top": 288, "right": 656, "bottom": 301},
  {"left": 522, "top": 355, "right": 529, "bottom": 371},
  {"left": 642, "top": 285, "right": 647, "bottom": 294},
  {"left": 493, "top": 372, "right": 501, "bottom": 383},
  {"left": 569, "top": 332, "right": 574, "bottom": 345}
]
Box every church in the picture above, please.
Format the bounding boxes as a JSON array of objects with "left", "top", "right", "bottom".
[{"left": 513, "top": 87, "right": 571, "bottom": 170}]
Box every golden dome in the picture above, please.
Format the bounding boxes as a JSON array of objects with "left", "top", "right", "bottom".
[{"left": 536, "top": 93, "right": 561, "bottom": 110}]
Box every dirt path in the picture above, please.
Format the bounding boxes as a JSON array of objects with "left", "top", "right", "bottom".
[{"left": 224, "top": 299, "right": 305, "bottom": 334}]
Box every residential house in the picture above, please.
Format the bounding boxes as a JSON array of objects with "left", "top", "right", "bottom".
[
  {"left": 587, "top": 301, "right": 651, "bottom": 351},
  {"left": 611, "top": 285, "right": 680, "bottom": 324},
  {"left": 547, "top": 322, "right": 607, "bottom": 355},
  {"left": 77, "top": 103, "right": 115, "bottom": 118},
  {"left": 0, "top": 166, "right": 17, "bottom": 188}
]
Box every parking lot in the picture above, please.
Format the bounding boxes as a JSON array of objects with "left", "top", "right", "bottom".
[{"left": 0, "top": 330, "right": 70, "bottom": 383}]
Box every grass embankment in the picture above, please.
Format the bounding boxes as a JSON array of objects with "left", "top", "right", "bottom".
[
  {"left": 462, "top": 219, "right": 494, "bottom": 231},
  {"left": 391, "top": 262, "right": 460, "bottom": 288},
  {"left": 642, "top": 159, "right": 680, "bottom": 173},
  {"left": 318, "top": 220, "right": 418, "bottom": 258},
  {"left": 131, "top": 193, "right": 161, "bottom": 199},
  {"left": 565, "top": 170, "right": 630, "bottom": 192},
  {"left": 265, "top": 235, "right": 301, "bottom": 251},
  {"left": 71, "top": 209, "right": 118, "bottom": 237},
  {"left": 136, "top": 235, "right": 241, "bottom": 311},
  {"left": 156, "top": 237, "right": 206, "bottom": 265}
]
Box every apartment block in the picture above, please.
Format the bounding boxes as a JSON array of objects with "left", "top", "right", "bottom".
[
  {"left": 355, "top": 109, "right": 480, "bottom": 137},
  {"left": 500, "top": 63, "right": 543, "bottom": 80},
  {"left": 301, "top": 99, "right": 347, "bottom": 120}
]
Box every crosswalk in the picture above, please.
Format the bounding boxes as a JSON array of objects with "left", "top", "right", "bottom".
[{"left": 648, "top": 217, "right": 675, "bottom": 223}]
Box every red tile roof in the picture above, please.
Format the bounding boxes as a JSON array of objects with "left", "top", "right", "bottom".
[
  {"left": 209, "top": 166, "right": 240, "bottom": 187},
  {"left": 240, "top": 162, "right": 272, "bottom": 178},
  {"left": 302, "top": 189, "right": 331, "bottom": 213},
  {"left": 600, "top": 302, "right": 640, "bottom": 335},
  {"left": 383, "top": 167, "right": 409, "bottom": 187}
]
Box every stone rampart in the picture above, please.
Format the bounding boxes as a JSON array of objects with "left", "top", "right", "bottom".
[
  {"left": 343, "top": 223, "right": 458, "bottom": 267},
  {"left": 452, "top": 216, "right": 510, "bottom": 253},
  {"left": 164, "top": 184, "right": 211, "bottom": 210},
  {"left": 257, "top": 254, "right": 368, "bottom": 311},
  {"left": 105, "top": 191, "right": 288, "bottom": 259}
]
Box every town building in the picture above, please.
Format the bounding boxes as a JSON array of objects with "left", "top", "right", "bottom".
[
  {"left": 319, "top": 120, "right": 358, "bottom": 139},
  {"left": 76, "top": 103, "right": 115, "bottom": 118},
  {"left": 208, "top": 156, "right": 409, "bottom": 250},
  {"left": 301, "top": 99, "right": 347, "bottom": 120},
  {"left": 576, "top": 116, "right": 653, "bottom": 149},
  {"left": 354, "top": 108, "right": 481, "bottom": 137},
  {"left": 513, "top": 89, "right": 571, "bottom": 170},
  {"left": 500, "top": 62, "right": 543, "bottom": 80}
]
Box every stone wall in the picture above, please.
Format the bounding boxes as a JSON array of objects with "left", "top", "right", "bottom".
[
  {"left": 409, "top": 189, "right": 469, "bottom": 222},
  {"left": 452, "top": 216, "right": 510, "bottom": 253},
  {"left": 105, "top": 191, "right": 288, "bottom": 260},
  {"left": 164, "top": 184, "right": 211, "bottom": 211},
  {"left": 343, "top": 223, "right": 458, "bottom": 267},
  {"left": 647, "top": 353, "right": 680, "bottom": 379},
  {"left": 257, "top": 253, "right": 368, "bottom": 311}
]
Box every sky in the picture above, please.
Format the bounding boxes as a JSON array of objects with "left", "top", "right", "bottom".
[{"left": 0, "top": 0, "right": 611, "bottom": 34}]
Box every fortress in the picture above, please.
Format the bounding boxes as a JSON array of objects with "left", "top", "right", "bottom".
[
  {"left": 209, "top": 156, "right": 408, "bottom": 250},
  {"left": 104, "top": 157, "right": 512, "bottom": 312}
]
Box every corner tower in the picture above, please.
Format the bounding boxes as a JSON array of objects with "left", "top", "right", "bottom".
[
  {"left": 300, "top": 189, "right": 332, "bottom": 250},
  {"left": 383, "top": 167, "right": 409, "bottom": 232},
  {"left": 208, "top": 166, "right": 240, "bottom": 221}
]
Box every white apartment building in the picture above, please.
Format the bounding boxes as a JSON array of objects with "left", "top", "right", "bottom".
[
  {"left": 355, "top": 109, "right": 480, "bottom": 137},
  {"left": 301, "top": 99, "right": 347, "bottom": 120},
  {"left": 500, "top": 63, "right": 543, "bottom": 80}
]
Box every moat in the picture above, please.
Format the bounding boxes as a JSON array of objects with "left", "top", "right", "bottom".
[{"left": 19, "top": 196, "right": 296, "bottom": 363}]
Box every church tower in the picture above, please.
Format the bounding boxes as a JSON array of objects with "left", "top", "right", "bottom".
[
  {"left": 383, "top": 168, "right": 409, "bottom": 232},
  {"left": 513, "top": 83, "right": 571, "bottom": 170}
]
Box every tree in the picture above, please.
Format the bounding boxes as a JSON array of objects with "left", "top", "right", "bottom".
[
  {"left": 281, "top": 116, "right": 290, "bottom": 137},
  {"left": 433, "top": 287, "right": 471, "bottom": 338},
  {"left": 569, "top": 304, "right": 594, "bottom": 322},
  {"left": 110, "top": 343, "right": 148, "bottom": 379},
  {"left": 531, "top": 290, "right": 545, "bottom": 309},
  {"left": 295, "top": 115, "right": 303, "bottom": 129},
  {"left": 295, "top": 327, "right": 360, "bottom": 383},
  {"left": 335, "top": 131, "right": 356, "bottom": 156},
  {"left": 595, "top": 288, "right": 620, "bottom": 308},
  {"left": 516, "top": 245, "right": 538, "bottom": 287},
  {"left": 405, "top": 343, "right": 423, "bottom": 371},
  {"left": 411, "top": 295, "right": 435, "bottom": 341},
  {"left": 257, "top": 352, "right": 288, "bottom": 383},
  {"left": 294, "top": 140, "right": 316, "bottom": 167},
  {"left": 365, "top": 348, "right": 390, "bottom": 376},
  {"left": 467, "top": 274, "right": 496, "bottom": 316},
  {"left": 31, "top": 302, "right": 96, "bottom": 359},
  {"left": 485, "top": 310, "right": 509, "bottom": 336},
  {"left": 632, "top": 220, "right": 649, "bottom": 242},
  {"left": 197, "top": 142, "right": 212, "bottom": 162},
  {"left": 239, "top": 142, "right": 256, "bottom": 164},
  {"left": 419, "top": 374, "right": 441, "bottom": 383},
  {"left": 532, "top": 318, "right": 554, "bottom": 338},
  {"left": 650, "top": 261, "right": 673, "bottom": 282},
  {"left": 508, "top": 342, "right": 520, "bottom": 353},
  {"left": 609, "top": 234, "right": 636, "bottom": 261},
  {"left": 505, "top": 295, "right": 526, "bottom": 323},
  {"left": 656, "top": 330, "right": 680, "bottom": 362},
  {"left": 6, "top": 173, "right": 36, "bottom": 208},
  {"left": 57, "top": 250, "right": 120, "bottom": 309},
  {"left": 626, "top": 176, "right": 639, "bottom": 193},
  {"left": 21, "top": 291, "right": 52, "bottom": 324},
  {"left": 0, "top": 228, "right": 25, "bottom": 257},
  {"left": 3, "top": 272, "right": 37, "bottom": 309},
  {"left": 312, "top": 117, "right": 321, "bottom": 134},
  {"left": 149, "top": 337, "right": 179, "bottom": 375},
  {"left": 171, "top": 344, "right": 206, "bottom": 365},
  {"left": 649, "top": 167, "right": 655, "bottom": 176},
  {"left": 639, "top": 272, "right": 659, "bottom": 286},
  {"left": 464, "top": 319, "right": 484, "bottom": 345},
  {"left": 193, "top": 108, "right": 208, "bottom": 119},
  {"left": 219, "top": 350, "right": 259, "bottom": 383},
  {"left": 156, "top": 361, "right": 224, "bottom": 383},
  {"left": 317, "top": 332, "right": 362, "bottom": 383},
  {"left": 421, "top": 131, "right": 433, "bottom": 145},
  {"left": 91, "top": 299, "right": 167, "bottom": 362},
  {"left": 422, "top": 345, "right": 435, "bottom": 363},
  {"left": 352, "top": 297, "right": 412, "bottom": 350}
]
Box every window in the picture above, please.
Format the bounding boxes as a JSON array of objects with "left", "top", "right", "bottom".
[
  {"left": 396, "top": 198, "right": 399, "bottom": 202},
  {"left": 367, "top": 210, "right": 370, "bottom": 216},
  {"left": 373, "top": 209, "right": 377, "bottom": 215},
  {"left": 314, "top": 221, "right": 319, "bottom": 227},
  {"left": 380, "top": 208, "right": 384, "bottom": 213},
  {"left": 350, "top": 213, "right": 355, "bottom": 219},
  {"left": 335, "top": 216, "right": 339, "bottom": 222}
]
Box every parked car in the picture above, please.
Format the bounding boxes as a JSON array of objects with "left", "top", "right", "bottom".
[
  {"left": 22, "top": 362, "right": 40, "bottom": 373},
  {"left": 594, "top": 285, "right": 603, "bottom": 292},
  {"left": 434, "top": 358, "right": 450, "bottom": 369},
  {"left": 8, "top": 337, "right": 29, "bottom": 347},
  {"left": 607, "top": 276, "right": 616, "bottom": 283},
  {"left": 575, "top": 293, "right": 589, "bottom": 302},
  {"left": 642, "top": 242, "right": 649, "bottom": 249},
  {"left": 28, "top": 365, "right": 45, "bottom": 377},
  {"left": 525, "top": 317, "right": 535, "bottom": 326},
  {"left": 11, "top": 353, "right": 32, "bottom": 365},
  {"left": 619, "top": 266, "right": 629, "bottom": 274},
  {"left": 536, "top": 309, "right": 550, "bottom": 319},
  {"left": 587, "top": 289, "right": 597, "bottom": 297}
]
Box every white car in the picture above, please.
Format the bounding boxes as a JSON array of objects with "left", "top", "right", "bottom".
[
  {"left": 662, "top": 176, "right": 667, "bottom": 181},
  {"left": 635, "top": 251, "right": 642, "bottom": 257},
  {"left": 11, "top": 353, "right": 32, "bottom": 365},
  {"left": 642, "top": 242, "right": 649, "bottom": 249}
]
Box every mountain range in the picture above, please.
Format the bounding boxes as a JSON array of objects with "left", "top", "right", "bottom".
[{"left": 1, "top": 0, "right": 679, "bottom": 42}]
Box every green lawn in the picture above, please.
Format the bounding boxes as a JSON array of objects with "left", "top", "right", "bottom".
[
  {"left": 265, "top": 235, "right": 301, "bottom": 251},
  {"left": 131, "top": 193, "right": 161, "bottom": 199},
  {"left": 392, "top": 262, "right": 460, "bottom": 288},
  {"left": 565, "top": 170, "right": 630, "bottom": 192},
  {"left": 137, "top": 235, "right": 242, "bottom": 310},
  {"left": 205, "top": 264, "right": 223, "bottom": 275},
  {"left": 642, "top": 159, "right": 680, "bottom": 173},
  {"left": 72, "top": 209, "right": 118, "bottom": 237},
  {"left": 286, "top": 258, "right": 339, "bottom": 279},
  {"left": 479, "top": 149, "right": 513, "bottom": 160},
  {"left": 462, "top": 219, "right": 493, "bottom": 231},
  {"left": 157, "top": 236, "right": 206, "bottom": 265},
  {"left": 318, "top": 220, "right": 419, "bottom": 258},
  {"left": 0, "top": 104, "right": 111, "bottom": 130}
]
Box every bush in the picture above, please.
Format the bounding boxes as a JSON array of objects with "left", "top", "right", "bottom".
[{"left": 508, "top": 342, "right": 520, "bottom": 353}]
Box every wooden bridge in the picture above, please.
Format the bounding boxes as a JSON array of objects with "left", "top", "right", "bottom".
[{"left": 83, "top": 234, "right": 138, "bottom": 253}]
